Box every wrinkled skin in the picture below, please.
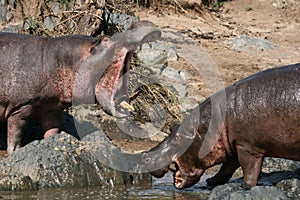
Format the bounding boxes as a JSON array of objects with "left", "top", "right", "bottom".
[
  {"left": 0, "top": 23, "right": 161, "bottom": 153},
  {"left": 143, "top": 63, "right": 300, "bottom": 189}
]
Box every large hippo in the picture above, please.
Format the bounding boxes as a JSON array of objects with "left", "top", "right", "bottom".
[
  {"left": 142, "top": 63, "right": 300, "bottom": 189},
  {"left": 0, "top": 23, "right": 161, "bottom": 153}
]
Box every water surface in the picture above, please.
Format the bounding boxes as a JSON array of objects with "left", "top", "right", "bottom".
[{"left": 0, "top": 174, "right": 211, "bottom": 200}]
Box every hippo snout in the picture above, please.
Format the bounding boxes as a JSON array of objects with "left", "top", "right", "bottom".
[
  {"left": 124, "top": 27, "right": 161, "bottom": 50},
  {"left": 112, "top": 26, "right": 161, "bottom": 51}
]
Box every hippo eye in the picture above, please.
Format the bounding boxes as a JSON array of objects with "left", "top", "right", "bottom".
[{"left": 102, "top": 37, "right": 111, "bottom": 43}]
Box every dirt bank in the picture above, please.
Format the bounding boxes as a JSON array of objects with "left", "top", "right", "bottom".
[{"left": 108, "top": 0, "right": 300, "bottom": 152}]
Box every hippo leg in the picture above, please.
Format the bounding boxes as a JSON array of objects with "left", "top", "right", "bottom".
[
  {"left": 236, "top": 145, "right": 264, "bottom": 188},
  {"left": 206, "top": 157, "right": 240, "bottom": 186},
  {"left": 37, "top": 110, "right": 63, "bottom": 138},
  {"left": 7, "top": 105, "right": 33, "bottom": 153}
]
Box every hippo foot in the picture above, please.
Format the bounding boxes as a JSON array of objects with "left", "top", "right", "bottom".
[
  {"left": 7, "top": 144, "right": 21, "bottom": 154},
  {"left": 241, "top": 182, "right": 252, "bottom": 190},
  {"left": 206, "top": 176, "right": 228, "bottom": 187}
]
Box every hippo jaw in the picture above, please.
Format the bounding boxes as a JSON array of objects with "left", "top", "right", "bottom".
[
  {"left": 148, "top": 160, "right": 204, "bottom": 189},
  {"left": 173, "top": 161, "right": 204, "bottom": 189},
  {"left": 146, "top": 156, "right": 204, "bottom": 189},
  {"left": 95, "top": 26, "right": 161, "bottom": 116},
  {"left": 143, "top": 126, "right": 206, "bottom": 189}
]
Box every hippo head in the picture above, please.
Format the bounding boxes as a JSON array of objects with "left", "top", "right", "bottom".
[
  {"left": 142, "top": 123, "right": 204, "bottom": 189},
  {"left": 94, "top": 21, "right": 161, "bottom": 116},
  {"left": 142, "top": 110, "right": 225, "bottom": 189}
]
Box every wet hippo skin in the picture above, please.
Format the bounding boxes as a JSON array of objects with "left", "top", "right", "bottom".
[
  {"left": 0, "top": 24, "right": 161, "bottom": 154},
  {"left": 142, "top": 63, "right": 300, "bottom": 189}
]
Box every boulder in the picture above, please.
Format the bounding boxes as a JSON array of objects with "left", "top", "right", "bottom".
[
  {"left": 225, "top": 35, "right": 274, "bottom": 52},
  {"left": 0, "top": 132, "right": 151, "bottom": 191},
  {"left": 209, "top": 183, "right": 288, "bottom": 200}
]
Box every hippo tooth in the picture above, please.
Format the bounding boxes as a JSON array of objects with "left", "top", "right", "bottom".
[
  {"left": 119, "top": 101, "right": 135, "bottom": 112},
  {"left": 175, "top": 176, "right": 184, "bottom": 182},
  {"left": 175, "top": 182, "right": 182, "bottom": 188}
]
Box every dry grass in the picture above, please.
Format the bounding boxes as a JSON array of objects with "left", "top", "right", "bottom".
[{"left": 128, "top": 55, "right": 182, "bottom": 133}]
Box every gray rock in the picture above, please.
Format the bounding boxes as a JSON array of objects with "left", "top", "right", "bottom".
[
  {"left": 48, "top": 1, "right": 64, "bottom": 15},
  {"left": 43, "top": 16, "right": 59, "bottom": 31},
  {"left": 0, "top": 24, "right": 22, "bottom": 33},
  {"left": 161, "top": 66, "right": 188, "bottom": 82},
  {"left": 81, "top": 130, "right": 108, "bottom": 142},
  {"left": 0, "top": 0, "right": 12, "bottom": 24},
  {"left": 276, "top": 178, "right": 300, "bottom": 199},
  {"left": 137, "top": 40, "right": 178, "bottom": 69},
  {"left": 226, "top": 35, "right": 274, "bottom": 52},
  {"left": 136, "top": 40, "right": 188, "bottom": 99},
  {"left": 262, "top": 158, "right": 300, "bottom": 173},
  {"left": 0, "top": 132, "right": 151, "bottom": 191},
  {"left": 208, "top": 160, "right": 300, "bottom": 199},
  {"left": 208, "top": 183, "right": 243, "bottom": 200},
  {"left": 178, "top": 96, "right": 201, "bottom": 113},
  {"left": 160, "top": 66, "right": 188, "bottom": 97},
  {"left": 104, "top": 8, "right": 139, "bottom": 31},
  {"left": 209, "top": 183, "right": 288, "bottom": 200}
]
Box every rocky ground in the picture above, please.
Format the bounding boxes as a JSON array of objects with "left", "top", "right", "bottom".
[{"left": 136, "top": 0, "right": 300, "bottom": 85}]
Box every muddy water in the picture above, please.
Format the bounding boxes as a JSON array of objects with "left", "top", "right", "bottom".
[{"left": 0, "top": 174, "right": 212, "bottom": 200}]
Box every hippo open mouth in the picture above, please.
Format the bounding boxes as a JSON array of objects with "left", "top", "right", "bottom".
[
  {"left": 148, "top": 160, "right": 204, "bottom": 189},
  {"left": 172, "top": 161, "right": 204, "bottom": 189},
  {"left": 95, "top": 24, "right": 161, "bottom": 117},
  {"left": 95, "top": 48, "right": 133, "bottom": 116}
]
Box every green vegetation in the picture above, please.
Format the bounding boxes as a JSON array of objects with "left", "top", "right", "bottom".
[
  {"left": 245, "top": 5, "right": 253, "bottom": 11},
  {"left": 210, "top": 0, "right": 226, "bottom": 12}
]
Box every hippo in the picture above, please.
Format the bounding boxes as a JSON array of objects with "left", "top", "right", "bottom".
[
  {"left": 142, "top": 63, "right": 300, "bottom": 189},
  {"left": 0, "top": 23, "right": 161, "bottom": 153}
]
